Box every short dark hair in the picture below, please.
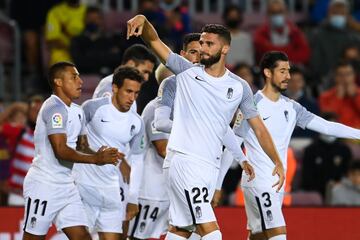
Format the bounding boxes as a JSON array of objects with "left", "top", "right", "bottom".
[
  {"left": 260, "top": 51, "right": 289, "bottom": 79},
  {"left": 182, "top": 33, "right": 201, "bottom": 51},
  {"left": 335, "top": 60, "right": 354, "bottom": 72},
  {"left": 112, "top": 66, "right": 144, "bottom": 88},
  {"left": 222, "top": 4, "right": 242, "bottom": 20},
  {"left": 233, "top": 62, "right": 251, "bottom": 72},
  {"left": 48, "top": 61, "right": 76, "bottom": 89},
  {"left": 349, "top": 161, "right": 360, "bottom": 173},
  {"left": 201, "top": 24, "right": 231, "bottom": 45},
  {"left": 121, "top": 44, "right": 157, "bottom": 65}
]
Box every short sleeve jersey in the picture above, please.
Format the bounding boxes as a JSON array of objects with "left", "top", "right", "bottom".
[
  {"left": 72, "top": 97, "right": 145, "bottom": 187},
  {"left": 235, "top": 91, "right": 315, "bottom": 190},
  {"left": 26, "top": 95, "right": 86, "bottom": 185},
  {"left": 165, "top": 53, "right": 258, "bottom": 168}
]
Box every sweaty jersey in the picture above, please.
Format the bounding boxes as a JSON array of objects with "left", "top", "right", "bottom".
[
  {"left": 72, "top": 97, "right": 145, "bottom": 187},
  {"left": 139, "top": 99, "right": 170, "bottom": 201},
  {"left": 165, "top": 53, "right": 258, "bottom": 168},
  {"left": 26, "top": 95, "right": 86, "bottom": 185},
  {"left": 92, "top": 74, "right": 137, "bottom": 112},
  {"left": 236, "top": 91, "right": 315, "bottom": 191}
]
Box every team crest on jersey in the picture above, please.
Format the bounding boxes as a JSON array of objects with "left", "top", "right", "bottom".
[
  {"left": 140, "top": 136, "right": 145, "bottom": 149},
  {"left": 130, "top": 125, "right": 136, "bottom": 136},
  {"left": 227, "top": 88, "right": 234, "bottom": 99},
  {"left": 139, "top": 221, "right": 146, "bottom": 232},
  {"left": 266, "top": 210, "right": 273, "bottom": 221},
  {"left": 51, "top": 113, "right": 63, "bottom": 128},
  {"left": 284, "top": 110, "right": 289, "bottom": 122},
  {"left": 195, "top": 206, "right": 202, "bottom": 218},
  {"left": 30, "top": 217, "right": 37, "bottom": 228}
]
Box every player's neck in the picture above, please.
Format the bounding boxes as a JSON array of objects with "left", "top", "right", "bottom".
[
  {"left": 54, "top": 91, "right": 72, "bottom": 106},
  {"left": 261, "top": 85, "right": 281, "bottom": 102},
  {"left": 111, "top": 96, "right": 126, "bottom": 112},
  {"left": 204, "top": 60, "right": 226, "bottom": 78}
]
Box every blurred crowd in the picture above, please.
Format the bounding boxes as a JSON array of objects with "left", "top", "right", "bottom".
[{"left": 0, "top": 0, "right": 359, "bottom": 207}]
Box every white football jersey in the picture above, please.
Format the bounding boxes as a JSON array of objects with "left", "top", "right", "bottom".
[
  {"left": 92, "top": 74, "right": 137, "bottom": 112},
  {"left": 26, "top": 95, "right": 86, "bottom": 185},
  {"left": 236, "top": 91, "right": 315, "bottom": 191},
  {"left": 165, "top": 53, "right": 258, "bottom": 168},
  {"left": 139, "top": 98, "right": 170, "bottom": 201},
  {"left": 72, "top": 97, "right": 145, "bottom": 187}
]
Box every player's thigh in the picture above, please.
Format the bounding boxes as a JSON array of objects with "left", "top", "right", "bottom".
[
  {"left": 242, "top": 187, "right": 285, "bottom": 234},
  {"left": 168, "top": 155, "right": 218, "bottom": 228},
  {"left": 22, "top": 231, "right": 46, "bottom": 240},
  {"left": 98, "top": 232, "right": 121, "bottom": 240},
  {"left": 23, "top": 179, "right": 69, "bottom": 236},
  {"left": 129, "top": 199, "right": 170, "bottom": 239},
  {"left": 62, "top": 225, "right": 91, "bottom": 240}
]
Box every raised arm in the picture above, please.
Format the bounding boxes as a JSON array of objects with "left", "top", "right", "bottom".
[
  {"left": 127, "top": 15, "right": 172, "bottom": 64},
  {"left": 306, "top": 115, "right": 360, "bottom": 139}
]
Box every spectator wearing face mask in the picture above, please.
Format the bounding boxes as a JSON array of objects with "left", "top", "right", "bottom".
[
  {"left": 222, "top": 4, "right": 254, "bottom": 67},
  {"left": 330, "top": 161, "right": 360, "bottom": 206},
  {"left": 309, "top": 0, "right": 360, "bottom": 84},
  {"left": 253, "top": 0, "right": 310, "bottom": 65},
  {"left": 301, "top": 112, "right": 353, "bottom": 199},
  {"left": 70, "top": 6, "right": 123, "bottom": 75}
]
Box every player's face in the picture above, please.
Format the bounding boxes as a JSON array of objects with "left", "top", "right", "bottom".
[
  {"left": 268, "top": 61, "right": 290, "bottom": 92},
  {"left": 113, "top": 79, "right": 141, "bottom": 112},
  {"left": 181, "top": 41, "right": 201, "bottom": 64},
  {"left": 60, "top": 67, "right": 83, "bottom": 99},
  {"left": 127, "top": 60, "right": 154, "bottom": 82},
  {"left": 199, "top": 33, "right": 224, "bottom": 67}
]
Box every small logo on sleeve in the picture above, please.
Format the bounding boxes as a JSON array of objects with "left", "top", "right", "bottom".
[
  {"left": 52, "top": 113, "right": 63, "bottom": 128},
  {"left": 130, "top": 125, "right": 136, "bottom": 136},
  {"left": 284, "top": 110, "right": 289, "bottom": 122}
]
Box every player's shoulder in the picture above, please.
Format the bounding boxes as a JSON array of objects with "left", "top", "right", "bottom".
[
  {"left": 280, "top": 94, "right": 302, "bottom": 108},
  {"left": 83, "top": 96, "right": 110, "bottom": 108},
  {"left": 42, "top": 95, "right": 67, "bottom": 112},
  {"left": 253, "top": 91, "right": 265, "bottom": 104},
  {"left": 227, "top": 71, "right": 251, "bottom": 87}
]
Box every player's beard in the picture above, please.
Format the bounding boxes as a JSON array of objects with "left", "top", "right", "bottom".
[
  {"left": 200, "top": 50, "right": 221, "bottom": 67},
  {"left": 271, "top": 78, "right": 287, "bottom": 93}
]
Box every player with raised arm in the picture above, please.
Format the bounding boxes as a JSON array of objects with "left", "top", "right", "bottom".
[
  {"left": 72, "top": 66, "right": 145, "bottom": 240},
  {"left": 127, "top": 15, "right": 284, "bottom": 240},
  {"left": 22, "top": 62, "right": 121, "bottom": 240},
  {"left": 233, "top": 51, "right": 360, "bottom": 240}
]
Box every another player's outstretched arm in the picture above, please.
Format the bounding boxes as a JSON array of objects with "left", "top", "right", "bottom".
[
  {"left": 247, "top": 116, "right": 285, "bottom": 192},
  {"left": 127, "top": 15, "right": 172, "bottom": 64},
  {"left": 49, "top": 134, "right": 122, "bottom": 165},
  {"left": 306, "top": 115, "right": 360, "bottom": 139}
]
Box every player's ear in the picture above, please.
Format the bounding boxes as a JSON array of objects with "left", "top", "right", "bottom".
[
  {"left": 222, "top": 44, "right": 230, "bottom": 55},
  {"left": 180, "top": 50, "right": 186, "bottom": 57},
  {"left": 54, "top": 78, "right": 62, "bottom": 88},
  {"left": 264, "top": 68, "right": 272, "bottom": 78},
  {"left": 112, "top": 83, "right": 118, "bottom": 94}
]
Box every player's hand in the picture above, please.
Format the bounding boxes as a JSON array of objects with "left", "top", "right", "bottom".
[
  {"left": 241, "top": 161, "right": 255, "bottom": 182},
  {"left": 120, "top": 159, "right": 131, "bottom": 184},
  {"left": 95, "top": 146, "right": 122, "bottom": 165},
  {"left": 211, "top": 189, "right": 222, "bottom": 208},
  {"left": 126, "top": 203, "right": 139, "bottom": 221},
  {"left": 127, "top": 15, "right": 146, "bottom": 39},
  {"left": 272, "top": 162, "right": 285, "bottom": 192}
]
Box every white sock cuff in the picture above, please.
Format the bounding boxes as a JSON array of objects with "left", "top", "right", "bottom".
[
  {"left": 201, "top": 230, "right": 222, "bottom": 240},
  {"left": 165, "top": 232, "right": 188, "bottom": 240}
]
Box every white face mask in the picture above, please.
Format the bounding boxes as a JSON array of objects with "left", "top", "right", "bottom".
[
  {"left": 271, "top": 14, "right": 285, "bottom": 27},
  {"left": 320, "top": 134, "right": 337, "bottom": 143},
  {"left": 329, "top": 15, "right": 347, "bottom": 29}
]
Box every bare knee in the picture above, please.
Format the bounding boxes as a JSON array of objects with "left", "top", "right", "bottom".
[
  {"left": 168, "top": 225, "right": 193, "bottom": 238},
  {"left": 62, "top": 226, "right": 91, "bottom": 240},
  {"left": 264, "top": 226, "right": 286, "bottom": 239},
  {"left": 196, "top": 221, "right": 219, "bottom": 237},
  {"left": 22, "top": 231, "right": 46, "bottom": 240}
]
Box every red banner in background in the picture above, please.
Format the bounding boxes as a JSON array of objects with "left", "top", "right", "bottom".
[{"left": 1, "top": 207, "right": 360, "bottom": 240}]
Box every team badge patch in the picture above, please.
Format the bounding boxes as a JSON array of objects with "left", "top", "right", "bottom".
[
  {"left": 284, "top": 110, "right": 289, "bottom": 122},
  {"left": 195, "top": 206, "right": 202, "bottom": 218},
  {"left": 52, "top": 113, "right": 63, "bottom": 128},
  {"left": 139, "top": 222, "right": 146, "bottom": 232},
  {"left": 30, "top": 217, "right": 37, "bottom": 228},
  {"left": 130, "top": 125, "right": 136, "bottom": 136},
  {"left": 227, "top": 88, "right": 233, "bottom": 99},
  {"left": 266, "top": 210, "right": 273, "bottom": 221}
]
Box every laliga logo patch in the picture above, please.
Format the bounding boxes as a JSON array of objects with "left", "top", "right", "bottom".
[{"left": 52, "top": 113, "right": 63, "bottom": 128}]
